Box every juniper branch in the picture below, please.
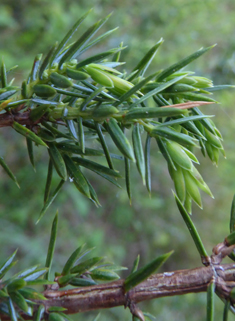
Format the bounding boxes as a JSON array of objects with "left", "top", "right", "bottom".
[{"left": 1, "top": 263, "right": 235, "bottom": 320}]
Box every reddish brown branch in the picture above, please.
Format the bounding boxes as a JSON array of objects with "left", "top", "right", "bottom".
[
  {"left": 0, "top": 111, "right": 39, "bottom": 128},
  {"left": 42, "top": 264, "right": 232, "bottom": 314},
  {"left": 1, "top": 263, "right": 234, "bottom": 320}
]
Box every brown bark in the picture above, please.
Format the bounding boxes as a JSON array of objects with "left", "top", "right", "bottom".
[
  {"left": 0, "top": 111, "right": 37, "bottom": 128},
  {"left": 41, "top": 263, "right": 234, "bottom": 313},
  {"left": 1, "top": 263, "right": 234, "bottom": 320}
]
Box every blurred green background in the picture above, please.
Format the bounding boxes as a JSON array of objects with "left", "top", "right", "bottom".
[{"left": 1, "top": 0, "right": 235, "bottom": 320}]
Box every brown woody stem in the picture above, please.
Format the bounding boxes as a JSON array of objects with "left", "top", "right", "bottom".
[{"left": 1, "top": 263, "right": 235, "bottom": 320}]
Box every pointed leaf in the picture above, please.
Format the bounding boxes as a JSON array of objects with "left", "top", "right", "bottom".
[
  {"left": 223, "top": 300, "right": 230, "bottom": 321},
  {"left": 192, "top": 107, "right": 216, "bottom": 135},
  {"left": 8, "top": 298, "right": 17, "bottom": 321},
  {"left": 114, "top": 71, "right": 159, "bottom": 107},
  {"left": 131, "top": 255, "right": 140, "bottom": 273},
  {"left": 69, "top": 277, "right": 97, "bottom": 287},
  {"left": 59, "top": 14, "right": 111, "bottom": 68},
  {"left": 48, "top": 143, "right": 67, "bottom": 180},
  {"left": 124, "top": 251, "right": 173, "bottom": 292},
  {"left": 159, "top": 114, "right": 213, "bottom": 128},
  {"left": 230, "top": 195, "right": 235, "bottom": 233},
  {"left": 0, "top": 250, "right": 18, "bottom": 279},
  {"left": 130, "top": 38, "right": 163, "bottom": 79},
  {"left": 1, "top": 60, "right": 7, "bottom": 87},
  {"left": 12, "top": 122, "right": 48, "bottom": 147},
  {"left": 105, "top": 118, "right": 135, "bottom": 161},
  {"left": 26, "top": 279, "right": 55, "bottom": 286},
  {"left": 24, "top": 268, "right": 48, "bottom": 281},
  {"left": 132, "top": 123, "right": 145, "bottom": 184},
  {"left": 156, "top": 137, "right": 176, "bottom": 171},
  {"left": 80, "top": 86, "right": 106, "bottom": 111},
  {"left": 63, "top": 154, "right": 91, "bottom": 198},
  {"left": 124, "top": 157, "right": 131, "bottom": 204},
  {"left": 44, "top": 159, "right": 53, "bottom": 203},
  {"left": 90, "top": 269, "right": 120, "bottom": 281},
  {"left": 72, "top": 156, "right": 121, "bottom": 178},
  {"left": 37, "top": 180, "right": 64, "bottom": 223},
  {"left": 0, "top": 90, "right": 17, "bottom": 101},
  {"left": 99, "top": 264, "right": 127, "bottom": 272},
  {"left": 0, "top": 289, "right": 9, "bottom": 298},
  {"left": 49, "top": 312, "right": 66, "bottom": 321},
  {"left": 129, "top": 75, "right": 186, "bottom": 108},
  {"left": 62, "top": 245, "right": 85, "bottom": 275},
  {"left": 34, "top": 305, "right": 45, "bottom": 321},
  {"left": 95, "top": 122, "right": 114, "bottom": 169},
  {"left": 0, "top": 157, "right": 20, "bottom": 188},
  {"left": 70, "top": 257, "right": 103, "bottom": 274},
  {"left": 26, "top": 138, "right": 35, "bottom": 170},
  {"left": 156, "top": 45, "right": 215, "bottom": 81},
  {"left": 91, "top": 169, "right": 122, "bottom": 188},
  {"left": 145, "top": 135, "right": 152, "bottom": 194},
  {"left": 124, "top": 106, "right": 187, "bottom": 121},
  {"left": 9, "top": 291, "right": 29, "bottom": 314},
  {"left": 204, "top": 128, "right": 223, "bottom": 149},
  {"left": 173, "top": 92, "right": 217, "bottom": 103},
  {"left": 182, "top": 147, "right": 199, "bottom": 164},
  {"left": 76, "top": 47, "right": 122, "bottom": 69},
  {"left": 151, "top": 126, "right": 197, "bottom": 147},
  {"left": 56, "top": 142, "right": 103, "bottom": 156},
  {"left": 207, "top": 282, "right": 215, "bottom": 321},
  {"left": 84, "top": 177, "right": 101, "bottom": 207},
  {"left": 29, "top": 54, "right": 42, "bottom": 81},
  {"left": 45, "top": 211, "right": 58, "bottom": 280},
  {"left": 65, "top": 120, "right": 78, "bottom": 140},
  {"left": 39, "top": 44, "right": 57, "bottom": 79},
  {"left": 19, "top": 288, "right": 46, "bottom": 300},
  {"left": 174, "top": 192, "right": 208, "bottom": 258},
  {"left": 58, "top": 274, "right": 76, "bottom": 287},
  {"left": 205, "top": 85, "right": 235, "bottom": 92},
  {"left": 77, "top": 116, "right": 85, "bottom": 153},
  {"left": 38, "top": 130, "right": 56, "bottom": 144},
  {"left": 51, "top": 9, "right": 92, "bottom": 64},
  {"left": 80, "top": 28, "right": 119, "bottom": 56}
]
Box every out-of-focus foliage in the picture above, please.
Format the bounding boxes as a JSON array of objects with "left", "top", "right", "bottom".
[
  {"left": 1, "top": 1, "right": 235, "bottom": 320},
  {"left": 1, "top": 0, "right": 235, "bottom": 82}
]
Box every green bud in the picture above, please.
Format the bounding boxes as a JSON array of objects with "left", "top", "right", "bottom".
[
  {"left": 192, "top": 76, "right": 213, "bottom": 88},
  {"left": 168, "top": 164, "right": 186, "bottom": 203},
  {"left": 183, "top": 170, "right": 202, "bottom": 208},
  {"left": 85, "top": 66, "right": 114, "bottom": 87},
  {"left": 66, "top": 68, "right": 89, "bottom": 80},
  {"left": 92, "top": 105, "right": 119, "bottom": 119},
  {"left": 165, "top": 140, "right": 192, "bottom": 171},
  {"left": 33, "top": 84, "right": 56, "bottom": 98},
  {"left": 50, "top": 72, "right": 73, "bottom": 88},
  {"left": 204, "top": 128, "right": 223, "bottom": 149}
]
